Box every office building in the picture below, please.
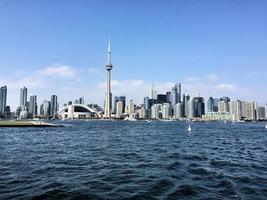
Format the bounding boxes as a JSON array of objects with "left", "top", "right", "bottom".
[
  {"left": 0, "top": 86, "right": 7, "bottom": 116},
  {"left": 174, "top": 102, "right": 183, "bottom": 119},
  {"left": 51, "top": 95, "right": 58, "bottom": 118},
  {"left": 194, "top": 97, "right": 205, "bottom": 117},
  {"left": 162, "top": 103, "right": 171, "bottom": 119},
  {"left": 29, "top": 95, "right": 38, "bottom": 117},
  {"left": 218, "top": 101, "right": 230, "bottom": 112},
  {"left": 116, "top": 101, "right": 123, "bottom": 118},
  {"left": 79, "top": 97, "right": 84, "bottom": 105},
  {"left": 207, "top": 97, "right": 215, "bottom": 112},
  {"left": 114, "top": 96, "right": 126, "bottom": 114},
  {"left": 171, "top": 83, "right": 181, "bottom": 106},
  {"left": 230, "top": 100, "right": 241, "bottom": 121},
  {"left": 127, "top": 100, "right": 135, "bottom": 115},
  {"left": 157, "top": 94, "right": 167, "bottom": 104},
  {"left": 20, "top": 86, "right": 27, "bottom": 106}
]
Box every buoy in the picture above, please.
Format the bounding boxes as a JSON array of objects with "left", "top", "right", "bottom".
[{"left": 188, "top": 125, "right": 192, "bottom": 132}]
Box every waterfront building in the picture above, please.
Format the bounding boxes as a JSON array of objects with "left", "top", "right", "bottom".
[
  {"left": 29, "top": 95, "right": 38, "bottom": 117},
  {"left": 230, "top": 100, "right": 241, "bottom": 121},
  {"left": 202, "top": 112, "right": 233, "bottom": 121},
  {"left": 151, "top": 104, "right": 162, "bottom": 119},
  {"left": 0, "top": 85, "right": 7, "bottom": 116},
  {"left": 257, "top": 106, "right": 266, "bottom": 120},
  {"left": 220, "top": 96, "right": 231, "bottom": 103},
  {"left": 218, "top": 101, "right": 230, "bottom": 112},
  {"left": 104, "top": 39, "right": 113, "bottom": 119},
  {"left": 188, "top": 99, "right": 195, "bottom": 119},
  {"left": 194, "top": 97, "right": 205, "bottom": 118},
  {"left": 162, "top": 103, "right": 171, "bottom": 119},
  {"left": 58, "top": 104, "right": 100, "bottom": 119},
  {"left": 144, "top": 97, "right": 149, "bottom": 110},
  {"left": 50, "top": 95, "right": 58, "bottom": 118},
  {"left": 241, "top": 101, "right": 257, "bottom": 121},
  {"left": 68, "top": 101, "right": 72, "bottom": 105},
  {"left": 207, "top": 97, "right": 215, "bottom": 112},
  {"left": 174, "top": 102, "right": 183, "bottom": 119},
  {"left": 5, "top": 106, "right": 10, "bottom": 118},
  {"left": 20, "top": 86, "right": 27, "bottom": 106},
  {"left": 42, "top": 100, "right": 51, "bottom": 116},
  {"left": 116, "top": 101, "right": 123, "bottom": 118},
  {"left": 171, "top": 83, "right": 181, "bottom": 107},
  {"left": 127, "top": 100, "right": 135, "bottom": 115},
  {"left": 138, "top": 107, "right": 145, "bottom": 119},
  {"left": 114, "top": 96, "right": 126, "bottom": 114},
  {"left": 213, "top": 98, "right": 220, "bottom": 112},
  {"left": 183, "top": 94, "right": 190, "bottom": 117}
]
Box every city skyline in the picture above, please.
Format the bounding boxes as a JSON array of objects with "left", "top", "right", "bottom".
[{"left": 0, "top": 0, "right": 267, "bottom": 109}]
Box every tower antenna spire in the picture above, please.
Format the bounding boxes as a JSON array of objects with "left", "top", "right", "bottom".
[{"left": 107, "top": 37, "right": 112, "bottom": 63}]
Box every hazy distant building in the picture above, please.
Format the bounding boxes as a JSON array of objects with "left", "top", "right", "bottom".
[
  {"left": 213, "top": 98, "right": 220, "bottom": 112},
  {"left": 166, "top": 91, "right": 172, "bottom": 104},
  {"left": 0, "top": 86, "right": 7, "bottom": 116},
  {"left": 188, "top": 99, "right": 195, "bottom": 118},
  {"left": 194, "top": 97, "right": 205, "bottom": 118},
  {"left": 42, "top": 100, "right": 51, "bottom": 116},
  {"left": 149, "top": 87, "right": 157, "bottom": 100},
  {"left": 79, "top": 97, "right": 84, "bottom": 105},
  {"left": 51, "top": 95, "right": 58, "bottom": 118},
  {"left": 137, "top": 107, "right": 145, "bottom": 119},
  {"left": 151, "top": 104, "right": 162, "bottom": 119},
  {"left": 183, "top": 94, "right": 190, "bottom": 117}
]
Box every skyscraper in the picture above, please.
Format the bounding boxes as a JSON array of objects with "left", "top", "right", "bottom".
[
  {"left": 104, "top": 39, "right": 113, "bottom": 119},
  {"left": 171, "top": 83, "right": 181, "bottom": 107},
  {"left": 51, "top": 95, "right": 58, "bottom": 118},
  {"left": 29, "top": 95, "right": 38, "bottom": 117},
  {"left": 79, "top": 97, "right": 84, "bottom": 105},
  {"left": 207, "top": 97, "right": 215, "bottom": 112},
  {"left": 149, "top": 86, "right": 157, "bottom": 100},
  {"left": 114, "top": 96, "right": 126, "bottom": 114},
  {"left": 230, "top": 100, "right": 241, "bottom": 121},
  {"left": 0, "top": 86, "right": 7, "bottom": 116},
  {"left": 116, "top": 101, "right": 123, "bottom": 118},
  {"left": 20, "top": 86, "right": 27, "bottom": 106}
]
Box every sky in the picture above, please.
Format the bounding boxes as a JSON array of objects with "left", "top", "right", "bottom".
[{"left": 0, "top": 0, "right": 267, "bottom": 110}]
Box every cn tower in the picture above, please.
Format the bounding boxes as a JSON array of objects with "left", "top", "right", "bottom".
[{"left": 104, "top": 38, "right": 113, "bottom": 118}]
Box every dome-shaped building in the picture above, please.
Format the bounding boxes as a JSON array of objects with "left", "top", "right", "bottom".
[{"left": 57, "top": 104, "right": 100, "bottom": 120}]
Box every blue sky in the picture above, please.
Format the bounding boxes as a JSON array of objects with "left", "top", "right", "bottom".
[{"left": 0, "top": 0, "right": 266, "bottom": 109}]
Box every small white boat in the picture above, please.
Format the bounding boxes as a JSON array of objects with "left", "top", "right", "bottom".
[
  {"left": 146, "top": 120, "right": 151, "bottom": 123},
  {"left": 123, "top": 116, "right": 137, "bottom": 121},
  {"left": 265, "top": 124, "right": 267, "bottom": 129},
  {"left": 188, "top": 125, "right": 192, "bottom": 132}
]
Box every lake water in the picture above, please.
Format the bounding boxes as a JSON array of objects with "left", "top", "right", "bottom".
[{"left": 1, "top": 121, "right": 267, "bottom": 199}]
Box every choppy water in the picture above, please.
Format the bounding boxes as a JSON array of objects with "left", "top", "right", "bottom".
[{"left": 1, "top": 121, "right": 267, "bottom": 200}]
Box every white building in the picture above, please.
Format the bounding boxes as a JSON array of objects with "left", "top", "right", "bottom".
[
  {"left": 230, "top": 100, "right": 241, "bottom": 121},
  {"left": 116, "top": 101, "right": 123, "bottom": 118},
  {"left": 151, "top": 104, "right": 162, "bottom": 119},
  {"left": 174, "top": 103, "right": 183, "bottom": 119},
  {"left": 218, "top": 101, "right": 230, "bottom": 112},
  {"left": 127, "top": 100, "right": 135, "bottom": 115},
  {"left": 162, "top": 103, "right": 170, "bottom": 119},
  {"left": 57, "top": 104, "right": 100, "bottom": 119}
]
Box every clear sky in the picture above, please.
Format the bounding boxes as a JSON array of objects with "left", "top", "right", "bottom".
[{"left": 0, "top": 0, "right": 266, "bottom": 110}]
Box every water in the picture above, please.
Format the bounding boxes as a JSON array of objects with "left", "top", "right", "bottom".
[{"left": 1, "top": 121, "right": 267, "bottom": 200}]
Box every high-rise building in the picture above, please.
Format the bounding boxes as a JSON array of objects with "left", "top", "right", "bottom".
[
  {"left": 174, "top": 102, "right": 183, "bottom": 119},
  {"left": 20, "top": 86, "right": 27, "bottom": 106},
  {"left": 157, "top": 94, "right": 167, "bottom": 104},
  {"left": 114, "top": 96, "right": 126, "bottom": 114},
  {"left": 151, "top": 104, "right": 162, "bottom": 119},
  {"left": 0, "top": 86, "right": 7, "bottom": 116},
  {"left": 166, "top": 91, "right": 172, "bottom": 104},
  {"left": 213, "top": 98, "right": 220, "bottom": 112},
  {"left": 257, "top": 106, "right": 266, "bottom": 120},
  {"left": 149, "top": 87, "right": 157, "bottom": 100},
  {"left": 218, "top": 101, "right": 230, "bottom": 112},
  {"left": 162, "top": 103, "right": 171, "bottom": 119},
  {"left": 171, "top": 83, "right": 181, "bottom": 106},
  {"left": 104, "top": 39, "right": 113, "bottom": 119},
  {"left": 183, "top": 94, "right": 190, "bottom": 117},
  {"left": 51, "top": 95, "right": 58, "bottom": 118},
  {"left": 127, "top": 100, "right": 135, "bottom": 115},
  {"left": 230, "top": 100, "right": 241, "bottom": 121},
  {"left": 116, "top": 101, "right": 123, "bottom": 118},
  {"left": 43, "top": 100, "right": 51, "bottom": 116},
  {"left": 194, "top": 97, "right": 205, "bottom": 117},
  {"left": 188, "top": 99, "right": 195, "bottom": 119},
  {"left": 207, "top": 97, "right": 215, "bottom": 112},
  {"left": 29, "top": 95, "right": 38, "bottom": 117}
]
